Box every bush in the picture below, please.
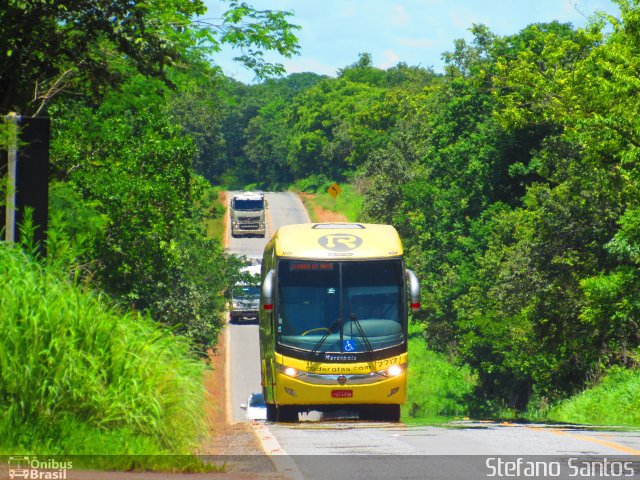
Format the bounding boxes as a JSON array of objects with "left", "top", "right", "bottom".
[
  {"left": 312, "top": 183, "right": 363, "bottom": 222},
  {"left": 548, "top": 366, "right": 640, "bottom": 427},
  {"left": 0, "top": 244, "right": 207, "bottom": 454},
  {"left": 290, "top": 174, "right": 331, "bottom": 193},
  {"left": 406, "top": 322, "right": 475, "bottom": 419},
  {"left": 50, "top": 96, "right": 234, "bottom": 355}
]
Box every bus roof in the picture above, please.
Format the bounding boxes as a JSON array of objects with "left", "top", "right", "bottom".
[{"left": 268, "top": 223, "right": 403, "bottom": 259}]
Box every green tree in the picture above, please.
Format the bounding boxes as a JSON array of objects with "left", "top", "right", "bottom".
[
  {"left": 1, "top": 0, "right": 204, "bottom": 114},
  {"left": 49, "top": 77, "right": 241, "bottom": 353},
  {"left": 453, "top": 1, "right": 640, "bottom": 407},
  {"left": 0, "top": 0, "right": 300, "bottom": 115},
  {"left": 167, "top": 70, "right": 229, "bottom": 182},
  {"left": 2, "top": 0, "right": 301, "bottom": 353},
  {"left": 284, "top": 73, "right": 392, "bottom": 179}
]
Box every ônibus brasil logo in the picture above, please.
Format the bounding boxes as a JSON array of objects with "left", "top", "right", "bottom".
[
  {"left": 8, "top": 456, "right": 72, "bottom": 480},
  {"left": 318, "top": 234, "right": 362, "bottom": 252}
]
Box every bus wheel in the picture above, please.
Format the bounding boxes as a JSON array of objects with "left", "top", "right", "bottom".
[
  {"left": 360, "top": 405, "right": 401, "bottom": 422},
  {"left": 266, "top": 404, "right": 278, "bottom": 422},
  {"left": 383, "top": 405, "right": 401, "bottom": 422},
  {"left": 276, "top": 406, "right": 298, "bottom": 423}
]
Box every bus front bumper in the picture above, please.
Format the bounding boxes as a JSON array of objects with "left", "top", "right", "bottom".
[{"left": 273, "top": 370, "right": 406, "bottom": 406}]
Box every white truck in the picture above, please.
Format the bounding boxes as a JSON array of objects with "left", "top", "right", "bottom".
[
  {"left": 230, "top": 264, "right": 261, "bottom": 323},
  {"left": 230, "top": 192, "right": 266, "bottom": 237}
]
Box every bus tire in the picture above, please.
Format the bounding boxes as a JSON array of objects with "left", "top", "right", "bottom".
[
  {"left": 360, "top": 405, "right": 401, "bottom": 422},
  {"left": 276, "top": 406, "right": 298, "bottom": 423},
  {"left": 383, "top": 404, "right": 401, "bottom": 422},
  {"left": 266, "top": 404, "right": 277, "bottom": 422}
]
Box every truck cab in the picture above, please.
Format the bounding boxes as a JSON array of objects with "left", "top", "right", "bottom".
[
  {"left": 230, "top": 264, "right": 261, "bottom": 323},
  {"left": 230, "top": 192, "right": 266, "bottom": 237}
]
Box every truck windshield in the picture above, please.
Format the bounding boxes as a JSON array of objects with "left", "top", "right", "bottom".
[
  {"left": 233, "top": 285, "right": 260, "bottom": 299},
  {"left": 233, "top": 199, "right": 264, "bottom": 210},
  {"left": 276, "top": 259, "right": 405, "bottom": 353}
]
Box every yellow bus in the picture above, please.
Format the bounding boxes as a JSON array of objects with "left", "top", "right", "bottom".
[{"left": 259, "top": 222, "right": 420, "bottom": 422}]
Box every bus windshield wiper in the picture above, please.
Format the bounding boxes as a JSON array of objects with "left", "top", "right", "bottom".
[
  {"left": 349, "top": 313, "right": 373, "bottom": 353},
  {"left": 311, "top": 317, "right": 342, "bottom": 355}
]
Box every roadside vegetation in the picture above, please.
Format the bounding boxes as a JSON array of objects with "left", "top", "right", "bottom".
[
  {"left": 0, "top": 0, "right": 298, "bottom": 461},
  {"left": 0, "top": 242, "right": 208, "bottom": 463},
  {"left": 305, "top": 184, "right": 362, "bottom": 223},
  {"left": 204, "top": 187, "right": 228, "bottom": 244},
  {"left": 405, "top": 322, "right": 475, "bottom": 421},
  {"left": 548, "top": 367, "right": 640, "bottom": 427},
  {"left": 291, "top": 175, "right": 363, "bottom": 222},
  {"left": 2, "top": 0, "right": 640, "bottom": 459},
  {"left": 211, "top": 0, "right": 640, "bottom": 426}
]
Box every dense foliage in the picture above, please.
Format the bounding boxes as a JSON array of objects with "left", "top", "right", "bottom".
[
  {"left": 548, "top": 366, "right": 640, "bottom": 426},
  {"left": 205, "top": 1, "right": 639, "bottom": 414},
  {"left": 2, "top": 0, "right": 639, "bottom": 422},
  {"left": 0, "top": 0, "right": 299, "bottom": 115},
  {"left": 1, "top": 0, "right": 300, "bottom": 354},
  {"left": 406, "top": 322, "right": 475, "bottom": 419},
  {"left": 0, "top": 243, "right": 207, "bottom": 454},
  {"left": 48, "top": 80, "right": 241, "bottom": 351},
  {"left": 0, "top": 0, "right": 300, "bottom": 453}
]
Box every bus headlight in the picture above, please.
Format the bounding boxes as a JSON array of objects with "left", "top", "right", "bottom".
[
  {"left": 387, "top": 365, "right": 403, "bottom": 377},
  {"left": 284, "top": 367, "right": 297, "bottom": 377}
]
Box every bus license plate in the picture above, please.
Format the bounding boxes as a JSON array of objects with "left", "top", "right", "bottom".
[{"left": 331, "top": 390, "right": 353, "bottom": 398}]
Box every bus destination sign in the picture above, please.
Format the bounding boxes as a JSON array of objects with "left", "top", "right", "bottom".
[{"left": 289, "top": 262, "right": 335, "bottom": 271}]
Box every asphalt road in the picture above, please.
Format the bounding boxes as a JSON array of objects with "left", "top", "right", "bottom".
[
  {"left": 224, "top": 191, "right": 640, "bottom": 478},
  {"left": 226, "top": 191, "right": 309, "bottom": 423},
  {"left": 225, "top": 191, "right": 310, "bottom": 258}
]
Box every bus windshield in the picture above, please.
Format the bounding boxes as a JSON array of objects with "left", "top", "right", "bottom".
[{"left": 276, "top": 259, "right": 405, "bottom": 353}]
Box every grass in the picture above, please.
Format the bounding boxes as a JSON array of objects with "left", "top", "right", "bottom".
[
  {"left": 291, "top": 177, "right": 363, "bottom": 222},
  {"left": 547, "top": 366, "right": 640, "bottom": 427},
  {"left": 0, "top": 243, "right": 212, "bottom": 463},
  {"left": 312, "top": 184, "right": 362, "bottom": 222},
  {"left": 204, "top": 187, "right": 227, "bottom": 243},
  {"left": 405, "top": 321, "right": 476, "bottom": 420}
]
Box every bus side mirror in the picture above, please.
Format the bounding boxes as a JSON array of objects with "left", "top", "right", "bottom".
[
  {"left": 406, "top": 269, "right": 420, "bottom": 311},
  {"left": 261, "top": 269, "right": 275, "bottom": 311}
]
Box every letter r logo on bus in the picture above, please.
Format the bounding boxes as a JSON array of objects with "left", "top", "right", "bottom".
[{"left": 318, "top": 234, "right": 363, "bottom": 252}]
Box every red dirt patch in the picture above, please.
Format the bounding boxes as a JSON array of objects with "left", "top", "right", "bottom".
[
  {"left": 196, "top": 326, "right": 288, "bottom": 479},
  {"left": 297, "top": 192, "right": 348, "bottom": 222},
  {"left": 199, "top": 329, "right": 266, "bottom": 456},
  {"left": 190, "top": 190, "right": 318, "bottom": 477}
]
